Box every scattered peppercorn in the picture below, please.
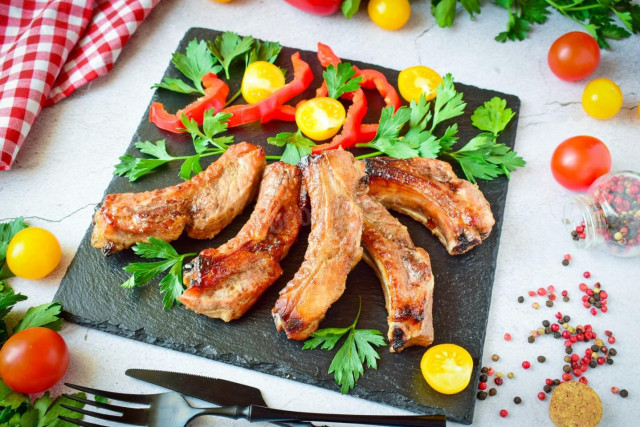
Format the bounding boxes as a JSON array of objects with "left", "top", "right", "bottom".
[
  {"left": 481, "top": 367, "right": 488, "bottom": 374},
  {"left": 532, "top": 302, "right": 540, "bottom": 309},
  {"left": 546, "top": 300, "right": 554, "bottom": 307},
  {"left": 499, "top": 409, "right": 508, "bottom": 418},
  {"left": 480, "top": 374, "right": 488, "bottom": 382},
  {"left": 504, "top": 333, "right": 512, "bottom": 341},
  {"left": 489, "top": 388, "right": 497, "bottom": 396},
  {"left": 495, "top": 377, "right": 504, "bottom": 386},
  {"left": 544, "top": 384, "right": 552, "bottom": 393},
  {"left": 538, "top": 355, "right": 546, "bottom": 363},
  {"left": 507, "top": 372, "right": 514, "bottom": 379},
  {"left": 492, "top": 354, "right": 500, "bottom": 362},
  {"left": 584, "top": 271, "right": 591, "bottom": 278},
  {"left": 514, "top": 396, "right": 521, "bottom": 404},
  {"left": 609, "top": 348, "right": 617, "bottom": 356},
  {"left": 607, "top": 359, "right": 614, "bottom": 365},
  {"left": 542, "top": 320, "right": 550, "bottom": 327},
  {"left": 562, "top": 259, "right": 569, "bottom": 266},
  {"left": 478, "top": 381, "right": 487, "bottom": 390},
  {"left": 522, "top": 361, "right": 531, "bottom": 369},
  {"left": 563, "top": 296, "right": 570, "bottom": 302},
  {"left": 528, "top": 335, "right": 536, "bottom": 343},
  {"left": 563, "top": 365, "right": 572, "bottom": 373},
  {"left": 538, "top": 392, "right": 546, "bottom": 400},
  {"left": 496, "top": 372, "right": 503, "bottom": 378},
  {"left": 566, "top": 346, "right": 573, "bottom": 354},
  {"left": 518, "top": 296, "right": 524, "bottom": 303},
  {"left": 477, "top": 391, "right": 488, "bottom": 400},
  {"left": 611, "top": 386, "right": 619, "bottom": 394},
  {"left": 487, "top": 367, "right": 495, "bottom": 376},
  {"left": 620, "top": 389, "right": 628, "bottom": 398}
]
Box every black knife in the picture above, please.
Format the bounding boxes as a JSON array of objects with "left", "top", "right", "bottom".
[{"left": 126, "top": 368, "right": 313, "bottom": 427}]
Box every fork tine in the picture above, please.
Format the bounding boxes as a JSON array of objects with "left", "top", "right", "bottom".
[
  {"left": 57, "top": 415, "right": 108, "bottom": 427},
  {"left": 65, "top": 383, "right": 152, "bottom": 404},
  {"left": 60, "top": 404, "right": 141, "bottom": 425},
  {"left": 63, "top": 394, "right": 146, "bottom": 416}
]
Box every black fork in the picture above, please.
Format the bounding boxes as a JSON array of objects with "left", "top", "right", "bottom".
[{"left": 60, "top": 383, "right": 447, "bottom": 427}]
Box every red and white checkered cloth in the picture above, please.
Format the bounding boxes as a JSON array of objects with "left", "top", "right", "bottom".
[{"left": 0, "top": 0, "right": 160, "bottom": 170}]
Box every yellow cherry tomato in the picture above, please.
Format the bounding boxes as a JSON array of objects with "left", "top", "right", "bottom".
[
  {"left": 295, "top": 97, "right": 346, "bottom": 141},
  {"left": 241, "top": 61, "right": 286, "bottom": 105},
  {"left": 420, "top": 343, "right": 473, "bottom": 394},
  {"left": 6, "top": 227, "right": 61, "bottom": 280},
  {"left": 582, "top": 78, "right": 623, "bottom": 120},
  {"left": 398, "top": 66, "right": 443, "bottom": 103},
  {"left": 368, "top": 0, "right": 411, "bottom": 31}
]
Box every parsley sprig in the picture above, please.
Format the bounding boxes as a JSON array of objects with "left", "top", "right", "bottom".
[
  {"left": 114, "top": 110, "right": 233, "bottom": 182},
  {"left": 356, "top": 75, "right": 525, "bottom": 183},
  {"left": 303, "top": 300, "right": 385, "bottom": 394},
  {"left": 0, "top": 217, "right": 27, "bottom": 280},
  {"left": 323, "top": 62, "right": 362, "bottom": 99},
  {"left": 152, "top": 39, "right": 222, "bottom": 95},
  {"left": 207, "top": 32, "right": 255, "bottom": 80},
  {"left": 267, "top": 131, "right": 317, "bottom": 166},
  {"left": 431, "top": 0, "right": 639, "bottom": 48},
  {"left": 120, "top": 238, "right": 196, "bottom": 310}
]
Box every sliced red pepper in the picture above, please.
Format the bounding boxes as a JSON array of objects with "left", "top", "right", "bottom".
[
  {"left": 317, "top": 42, "right": 341, "bottom": 68},
  {"left": 221, "top": 52, "right": 314, "bottom": 128},
  {"left": 149, "top": 73, "right": 229, "bottom": 133},
  {"left": 358, "top": 69, "right": 402, "bottom": 111},
  {"left": 312, "top": 88, "right": 368, "bottom": 153}
]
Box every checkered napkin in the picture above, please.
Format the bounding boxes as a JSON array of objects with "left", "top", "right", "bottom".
[{"left": 0, "top": 0, "right": 160, "bottom": 171}]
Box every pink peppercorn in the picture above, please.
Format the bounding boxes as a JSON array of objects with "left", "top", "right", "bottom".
[
  {"left": 564, "top": 254, "right": 572, "bottom": 261},
  {"left": 487, "top": 367, "right": 495, "bottom": 376},
  {"left": 591, "top": 308, "right": 597, "bottom": 316},
  {"left": 562, "top": 331, "right": 571, "bottom": 339},
  {"left": 600, "top": 291, "right": 608, "bottom": 299},
  {"left": 538, "top": 392, "right": 546, "bottom": 400},
  {"left": 608, "top": 336, "right": 616, "bottom": 344},
  {"left": 504, "top": 333, "right": 512, "bottom": 341},
  {"left": 584, "top": 271, "right": 591, "bottom": 278},
  {"left": 571, "top": 354, "right": 580, "bottom": 362},
  {"left": 598, "top": 357, "right": 606, "bottom": 365},
  {"left": 537, "top": 287, "right": 547, "bottom": 296},
  {"left": 579, "top": 283, "right": 588, "bottom": 292},
  {"left": 586, "top": 289, "right": 594, "bottom": 296},
  {"left": 612, "top": 386, "right": 620, "bottom": 394},
  {"left": 551, "top": 324, "right": 560, "bottom": 332},
  {"left": 500, "top": 409, "right": 508, "bottom": 418},
  {"left": 479, "top": 382, "right": 487, "bottom": 390},
  {"left": 548, "top": 285, "right": 556, "bottom": 293},
  {"left": 528, "top": 290, "right": 536, "bottom": 297},
  {"left": 522, "top": 361, "right": 531, "bottom": 369},
  {"left": 605, "top": 330, "right": 612, "bottom": 336},
  {"left": 579, "top": 377, "right": 589, "bottom": 385},
  {"left": 562, "top": 290, "right": 568, "bottom": 297},
  {"left": 580, "top": 364, "right": 588, "bottom": 372},
  {"left": 562, "top": 373, "right": 572, "bottom": 381},
  {"left": 556, "top": 312, "right": 563, "bottom": 319},
  {"left": 545, "top": 378, "right": 554, "bottom": 386},
  {"left": 601, "top": 306, "right": 609, "bottom": 313},
  {"left": 495, "top": 377, "right": 504, "bottom": 386},
  {"left": 573, "top": 369, "right": 582, "bottom": 377}
]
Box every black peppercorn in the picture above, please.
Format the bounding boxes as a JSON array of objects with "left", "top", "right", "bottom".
[
  {"left": 537, "top": 355, "right": 546, "bottom": 363},
  {"left": 620, "top": 389, "right": 629, "bottom": 398},
  {"left": 609, "top": 348, "right": 617, "bottom": 356},
  {"left": 481, "top": 367, "right": 488, "bottom": 374},
  {"left": 563, "top": 365, "right": 571, "bottom": 373},
  {"left": 514, "top": 396, "right": 521, "bottom": 404},
  {"left": 518, "top": 296, "right": 524, "bottom": 303},
  {"left": 566, "top": 346, "right": 573, "bottom": 354},
  {"left": 543, "top": 385, "right": 552, "bottom": 393},
  {"left": 528, "top": 335, "right": 535, "bottom": 343},
  {"left": 489, "top": 388, "right": 497, "bottom": 396},
  {"left": 477, "top": 391, "right": 488, "bottom": 400},
  {"left": 542, "top": 320, "right": 550, "bottom": 327},
  {"left": 480, "top": 374, "right": 488, "bottom": 383},
  {"left": 607, "top": 359, "right": 614, "bottom": 365}
]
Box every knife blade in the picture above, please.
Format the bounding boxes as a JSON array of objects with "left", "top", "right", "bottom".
[
  {"left": 126, "top": 368, "right": 267, "bottom": 407},
  {"left": 125, "top": 369, "right": 314, "bottom": 427}
]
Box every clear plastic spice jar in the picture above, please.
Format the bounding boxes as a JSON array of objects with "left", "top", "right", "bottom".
[{"left": 563, "top": 171, "right": 640, "bottom": 257}]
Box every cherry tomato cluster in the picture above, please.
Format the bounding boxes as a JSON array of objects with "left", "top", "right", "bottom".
[
  {"left": 547, "top": 32, "right": 631, "bottom": 191},
  {"left": 282, "top": 0, "right": 412, "bottom": 31},
  {"left": 547, "top": 32, "right": 626, "bottom": 120}
]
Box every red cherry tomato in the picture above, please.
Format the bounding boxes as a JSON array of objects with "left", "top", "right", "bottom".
[
  {"left": 551, "top": 135, "right": 611, "bottom": 191},
  {"left": 547, "top": 32, "right": 600, "bottom": 81},
  {"left": 0, "top": 327, "right": 69, "bottom": 394},
  {"left": 282, "top": 0, "right": 342, "bottom": 15}
]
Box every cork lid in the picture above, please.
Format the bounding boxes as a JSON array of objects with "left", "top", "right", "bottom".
[{"left": 549, "top": 381, "right": 603, "bottom": 427}]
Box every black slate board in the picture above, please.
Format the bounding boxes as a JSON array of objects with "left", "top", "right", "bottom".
[{"left": 55, "top": 27, "right": 521, "bottom": 424}]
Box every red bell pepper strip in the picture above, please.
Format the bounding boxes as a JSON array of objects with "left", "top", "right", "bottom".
[
  {"left": 221, "top": 52, "right": 314, "bottom": 128},
  {"left": 312, "top": 88, "right": 368, "bottom": 153},
  {"left": 317, "top": 43, "right": 401, "bottom": 111},
  {"left": 149, "top": 73, "right": 229, "bottom": 133}
]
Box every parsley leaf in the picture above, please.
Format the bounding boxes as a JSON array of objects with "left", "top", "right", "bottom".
[
  {"left": 341, "top": 0, "right": 362, "bottom": 19},
  {"left": 303, "top": 299, "right": 385, "bottom": 394},
  {"left": 433, "top": 0, "right": 458, "bottom": 27},
  {"left": 13, "top": 302, "right": 63, "bottom": 333},
  {"left": 246, "top": 40, "right": 283, "bottom": 66},
  {"left": 152, "top": 39, "right": 222, "bottom": 95},
  {"left": 323, "top": 62, "right": 362, "bottom": 99},
  {"left": 208, "top": 32, "right": 254, "bottom": 79},
  {"left": 267, "top": 131, "right": 317, "bottom": 165},
  {"left": 120, "top": 238, "right": 196, "bottom": 310},
  {"left": 37, "top": 392, "right": 86, "bottom": 427},
  {"left": 431, "top": 74, "right": 466, "bottom": 131},
  {"left": 113, "top": 110, "right": 232, "bottom": 182},
  {"left": 471, "top": 96, "right": 516, "bottom": 136},
  {"left": 0, "top": 218, "right": 28, "bottom": 279}
]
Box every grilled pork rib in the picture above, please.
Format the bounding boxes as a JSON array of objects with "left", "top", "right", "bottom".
[
  {"left": 365, "top": 157, "right": 495, "bottom": 255},
  {"left": 272, "top": 150, "right": 367, "bottom": 340},
  {"left": 359, "top": 195, "right": 434, "bottom": 352},
  {"left": 179, "top": 162, "right": 303, "bottom": 321},
  {"left": 91, "top": 142, "right": 265, "bottom": 255}
]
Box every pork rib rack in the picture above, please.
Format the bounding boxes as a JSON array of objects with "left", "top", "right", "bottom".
[
  {"left": 359, "top": 194, "right": 435, "bottom": 352},
  {"left": 272, "top": 150, "right": 367, "bottom": 340},
  {"left": 180, "top": 162, "right": 303, "bottom": 321},
  {"left": 91, "top": 142, "right": 265, "bottom": 256},
  {"left": 364, "top": 157, "right": 495, "bottom": 255}
]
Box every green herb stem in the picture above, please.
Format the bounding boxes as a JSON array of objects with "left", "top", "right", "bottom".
[
  {"left": 224, "top": 88, "right": 242, "bottom": 107},
  {"left": 354, "top": 151, "right": 383, "bottom": 159}
]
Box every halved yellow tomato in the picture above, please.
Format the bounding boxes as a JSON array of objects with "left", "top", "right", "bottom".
[
  {"left": 398, "top": 65, "right": 443, "bottom": 103},
  {"left": 241, "top": 61, "right": 286, "bottom": 105},
  {"left": 295, "top": 97, "right": 346, "bottom": 141},
  {"left": 420, "top": 343, "right": 473, "bottom": 394}
]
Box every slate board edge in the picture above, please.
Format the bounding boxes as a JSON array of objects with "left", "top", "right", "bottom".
[{"left": 55, "top": 26, "right": 523, "bottom": 425}]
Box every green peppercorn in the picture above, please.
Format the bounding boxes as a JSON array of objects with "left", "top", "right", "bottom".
[
  {"left": 507, "top": 372, "right": 514, "bottom": 379},
  {"left": 537, "top": 327, "right": 546, "bottom": 335},
  {"left": 563, "top": 296, "right": 570, "bottom": 302}
]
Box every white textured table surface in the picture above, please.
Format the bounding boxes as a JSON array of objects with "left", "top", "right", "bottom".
[{"left": 1, "top": 0, "right": 639, "bottom": 426}]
